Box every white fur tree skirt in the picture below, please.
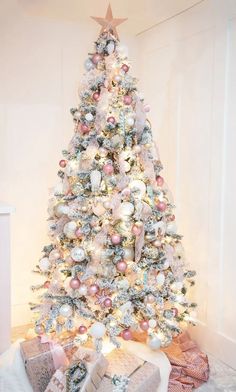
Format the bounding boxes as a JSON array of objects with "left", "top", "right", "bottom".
[{"left": 0, "top": 339, "right": 171, "bottom": 392}]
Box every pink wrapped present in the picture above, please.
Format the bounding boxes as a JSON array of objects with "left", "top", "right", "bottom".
[{"left": 97, "top": 349, "right": 161, "bottom": 391}]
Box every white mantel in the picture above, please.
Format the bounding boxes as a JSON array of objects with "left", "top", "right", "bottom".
[{"left": 0, "top": 203, "right": 14, "bottom": 353}]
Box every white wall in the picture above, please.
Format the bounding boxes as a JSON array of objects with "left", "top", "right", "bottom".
[
  {"left": 0, "top": 0, "right": 137, "bottom": 327},
  {"left": 137, "top": 0, "right": 236, "bottom": 368}
]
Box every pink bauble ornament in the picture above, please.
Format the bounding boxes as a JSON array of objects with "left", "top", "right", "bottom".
[
  {"left": 69, "top": 278, "right": 81, "bottom": 290},
  {"left": 104, "top": 298, "right": 112, "bottom": 308},
  {"left": 43, "top": 281, "right": 50, "bottom": 289},
  {"left": 92, "top": 53, "right": 102, "bottom": 64},
  {"left": 146, "top": 294, "right": 155, "bottom": 304},
  {"left": 103, "top": 163, "right": 114, "bottom": 175},
  {"left": 123, "top": 95, "right": 132, "bottom": 105},
  {"left": 140, "top": 320, "right": 149, "bottom": 331},
  {"left": 107, "top": 116, "right": 116, "bottom": 124},
  {"left": 122, "top": 329, "right": 132, "bottom": 340},
  {"left": 144, "top": 104, "right": 151, "bottom": 112},
  {"left": 116, "top": 260, "right": 127, "bottom": 272},
  {"left": 80, "top": 124, "right": 90, "bottom": 134},
  {"left": 156, "top": 175, "right": 164, "bottom": 187},
  {"left": 132, "top": 225, "right": 142, "bottom": 236},
  {"left": 78, "top": 325, "right": 87, "bottom": 334},
  {"left": 156, "top": 201, "right": 167, "bottom": 212},
  {"left": 121, "top": 64, "right": 129, "bottom": 73},
  {"left": 92, "top": 91, "right": 100, "bottom": 101},
  {"left": 75, "top": 228, "right": 83, "bottom": 238},
  {"left": 111, "top": 234, "right": 121, "bottom": 245},
  {"left": 59, "top": 159, "right": 67, "bottom": 168},
  {"left": 35, "top": 325, "right": 45, "bottom": 335},
  {"left": 88, "top": 283, "right": 99, "bottom": 296}
]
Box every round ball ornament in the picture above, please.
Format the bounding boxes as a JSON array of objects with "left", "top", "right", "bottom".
[
  {"left": 156, "top": 201, "right": 167, "bottom": 212},
  {"left": 59, "top": 304, "right": 73, "bottom": 318},
  {"left": 85, "top": 113, "right": 94, "bottom": 122},
  {"left": 140, "top": 320, "right": 149, "bottom": 331},
  {"left": 88, "top": 283, "right": 99, "bottom": 296},
  {"left": 54, "top": 203, "right": 69, "bottom": 218},
  {"left": 59, "top": 159, "right": 67, "bottom": 168},
  {"left": 123, "top": 247, "right": 134, "bottom": 261},
  {"left": 49, "top": 249, "right": 61, "bottom": 262},
  {"left": 92, "top": 92, "right": 100, "bottom": 101},
  {"left": 70, "top": 246, "right": 86, "bottom": 262},
  {"left": 103, "top": 163, "right": 114, "bottom": 175},
  {"left": 78, "top": 325, "right": 87, "bottom": 334},
  {"left": 63, "top": 221, "right": 77, "bottom": 239},
  {"left": 126, "top": 117, "right": 135, "bottom": 126},
  {"left": 111, "top": 234, "right": 121, "bottom": 245},
  {"left": 92, "top": 53, "right": 102, "bottom": 65},
  {"left": 121, "top": 64, "right": 129, "bottom": 73},
  {"left": 148, "top": 335, "right": 161, "bottom": 350},
  {"left": 104, "top": 298, "right": 112, "bottom": 308},
  {"left": 116, "top": 260, "right": 127, "bottom": 273},
  {"left": 156, "top": 175, "right": 164, "bottom": 187},
  {"left": 107, "top": 116, "right": 116, "bottom": 124},
  {"left": 90, "top": 322, "right": 106, "bottom": 338},
  {"left": 145, "top": 294, "right": 155, "bottom": 304},
  {"left": 78, "top": 284, "right": 88, "bottom": 296},
  {"left": 113, "top": 74, "right": 121, "bottom": 83},
  {"left": 69, "top": 278, "right": 81, "bottom": 290},
  {"left": 35, "top": 325, "right": 45, "bottom": 335},
  {"left": 123, "top": 95, "right": 132, "bottom": 105},
  {"left": 39, "top": 257, "right": 50, "bottom": 272},
  {"left": 121, "top": 329, "right": 132, "bottom": 341}
]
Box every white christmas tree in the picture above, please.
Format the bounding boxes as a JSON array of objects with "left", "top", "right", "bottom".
[{"left": 31, "top": 5, "right": 196, "bottom": 351}]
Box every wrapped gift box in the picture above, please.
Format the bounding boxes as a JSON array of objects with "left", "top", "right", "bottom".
[
  {"left": 20, "top": 336, "right": 76, "bottom": 392},
  {"left": 45, "top": 347, "right": 108, "bottom": 392},
  {"left": 97, "top": 349, "right": 161, "bottom": 392}
]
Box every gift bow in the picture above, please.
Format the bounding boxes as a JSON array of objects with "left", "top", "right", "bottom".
[{"left": 41, "top": 335, "right": 69, "bottom": 369}]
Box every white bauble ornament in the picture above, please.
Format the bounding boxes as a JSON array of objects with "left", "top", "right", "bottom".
[
  {"left": 55, "top": 203, "right": 69, "bottom": 217},
  {"left": 70, "top": 247, "right": 86, "bottom": 262},
  {"left": 129, "top": 180, "right": 146, "bottom": 199},
  {"left": 118, "top": 202, "right": 134, "bottom": 217},
  {"left": 126, "top": 117, "right": 135, "bottom": 126},
  {"left": 148, "top": 335, "right": 161, "bottom": 350},
  {"left": 166, "top": 222, "right": 177, "bottom": 234},
  {"left": 59, "top": 304, "right": 73, "bottom": 318},
  {"left": 123, "top": 247, "right": 134, "bottom": 261},
  {"left": 84, "top": 58, "right": 94, "bottom": 71},
  {"left": 149, "top": 319, "right": 157, "bottom": 329},
  {"left": 90, "top": 170, "right": 102, "bottom": 192},
  {"left": 39, "top": 257, "right": 50, "bottom": 272},
  {"left": 89, "top": 322, "right": 106, "bottom": 338},
  {"left": 78, "top": 284, "right": 88, "bottom": 296},
  {"left": 85, "top": 113, "right": 94, "bottom": 122},
  {"left": 156, "top": 272, "right": 165, "bottom": 286},
  {"left": 49, "top": 249, "right": 61, "bottom": 262},
  {"left": 63, "top": 221, "right": 77, "bottom": 239}
]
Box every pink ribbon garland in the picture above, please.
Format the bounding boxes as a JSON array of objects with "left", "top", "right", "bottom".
[{"left": 41, "top": 335, "right": 69, "bottom": 369}]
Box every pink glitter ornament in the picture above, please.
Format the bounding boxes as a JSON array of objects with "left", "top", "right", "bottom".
[
  {"left": 88, "top": 283, "right": 99, "bottom": 296},
  {"left": 69, "top": 278, "right": 81, "bottom": 290},
  {"left": 140, "top": 320, "right": 149, "bottom": 331},
  {"left": 92, "top": 53, "right": 102, "bottom": 64},
  {"left": 123, "top": 95, "right": 132, "bottom": 105},
  {"left": 156, "top": 201, "right": 167, "bottom": 212},
  {"left": 92, "top": 91, "right": 100, "bottom": 101},
  {"left": 107, "top": 116, "right": 116, "bottom": 124},
  {"left": 59, "top": 159, "right": 67, "bottom": 168},
  {"left": 116, "top": 260, "right": 127, "bottom": 272},
  {"left": 122, "top": 329, "right": 132, "bottom": 340},
  {"left": 80, "top": 124, "right": 90, "bottom": 134},
  {"left": 121, "top": 64, "right": 129, "bottom": 73},
  {"left": 111, "top": 234, "right": 121, "bottom": 245},
  {"left": 104, "top": 298, "right": 112, "bottom": 308},
  {"left": 75, "top": 228, "right": 83, "bottom": 238},
  {"left": 78, "top": 325, "right": 87, "bottom": 334},
  {"left": 156, "top": 175, "right": 164, "bottom": 187},
  {"left": 103, "top": 163, "right": 114, "bottom": 175}
]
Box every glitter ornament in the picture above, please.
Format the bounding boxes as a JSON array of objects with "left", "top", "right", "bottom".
[
  {"left": 39, "top": 257, "right": 50, "bottom": 272},
  {"left": 59, "top": 159, "right": 67, "bottom": 168},
  {"left": 148, "top": 335, "right": 161, "bottom": 350},
  {"left": 88, "top": 284, "right": 99, "bottom": 296},
  {"left": 85, "top": 113, "right": 94, "bottom": 122},
  {"left": 123, "top": 95, "right": 132, "bottom": 105},
  {"left": 92, "top": 53, "right": 102, "bottom": 64},
  {"left": 116, "top": 260, "right": 127, "bottom": 272},
  {"left": 70, "top": 247, "right": 86, "bottom": 262},
  {"left": 78, "top": 325, "right": 87, "bottom": 334},
  {"left": 89, "top": 322, "right": 106, "bottom": 338},
  {"left": 140, "top": 320, "right": 149, "bottom": 331},
  {"left": 59, "top": 304, "right": 73, "bottom": 318},
  {"left": 69, "top": 278, "right": 81, "bottom": 289}
]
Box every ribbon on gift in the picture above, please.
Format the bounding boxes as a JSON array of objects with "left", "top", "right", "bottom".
[{"left": 41, "top": 335, "right": 69, "bottom": 369}]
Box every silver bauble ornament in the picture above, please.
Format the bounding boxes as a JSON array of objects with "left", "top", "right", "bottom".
[
  {"left": 147, "top": 335, "right": 161, "bottom": 350},
  {"left": 89, "top": 322, "right": 106, "bottom": 338},
  {"left": 39, "top": 257, "right": 50, "bottom": 272},
  {"left": 63, "top": 221, "right": 77, "bottom": 239},
  {"left": 70, "top": 246, "right": 86, "bottom": 262}
]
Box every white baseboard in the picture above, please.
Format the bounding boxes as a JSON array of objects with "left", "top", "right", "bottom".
[
  {"left": 11, "top": 303, "right": 32, "bottom": 327},
  {"left": 189, "top": 322, "right": 236, "bottom": 370}
]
